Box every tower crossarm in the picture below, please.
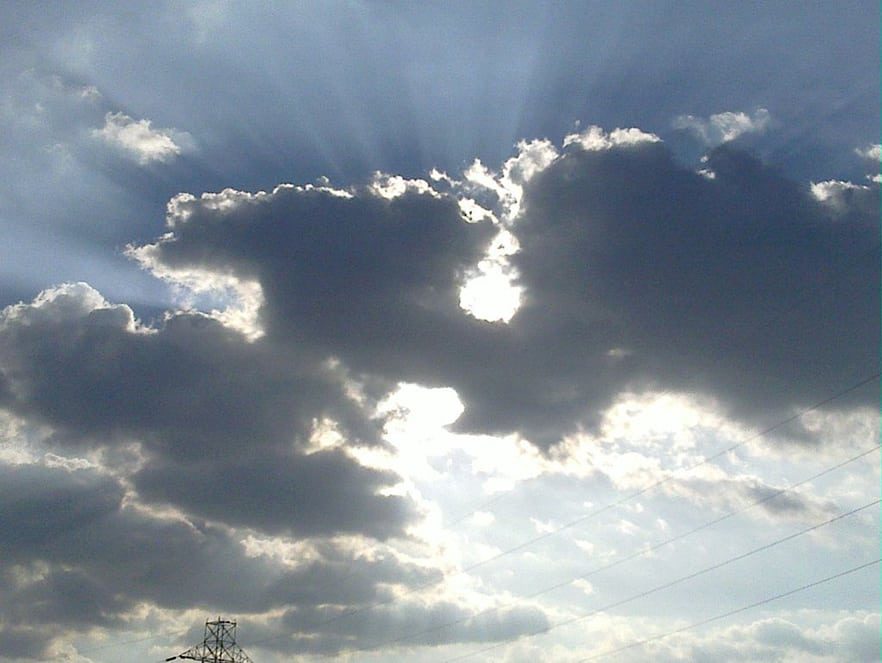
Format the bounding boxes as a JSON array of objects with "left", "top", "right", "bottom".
[{"left": 169, "top": 617, "right": 254, "bottom": 663}]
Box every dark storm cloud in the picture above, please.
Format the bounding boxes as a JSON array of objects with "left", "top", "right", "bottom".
[
  {"left": 136, "top": 184, "right": 500, "bottom": 389},
  {"left": 0, "top": 285, "right": 357, "bottom": 457},
  {"left": 134, "top": 449, "right": 412, "bottom": 540},
  {"left": 0, "top": 283, "right": 414, "bottom": 538},
  {"left": 0, "top": 461, "right": 440, "bottom": 659},
  {"left": 132, "top": 141, "right": 879, "bottom": 447},
  {"left": 488, "top": 142, "right": 879, "bottom": 441}
]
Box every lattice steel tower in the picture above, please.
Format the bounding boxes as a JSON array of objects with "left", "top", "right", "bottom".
[{"left": 166, "top": 617, "right": 253, "bottom": 663}]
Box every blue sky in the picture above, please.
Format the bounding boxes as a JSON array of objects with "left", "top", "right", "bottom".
[{"left": 0, "top": 2, "right": 879, "bottom": 662}]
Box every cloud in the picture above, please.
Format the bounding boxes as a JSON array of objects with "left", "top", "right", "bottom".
[
  {"left": 556, "top": 435, "right": 839, "bottom": 524},
  {"left": 0, "top": 129, "right": 876, "bottom": 660},
  {"left": 854, "top": 144, "right": 881, "bottom": 184},
  {"left": 123, "top": 136, "right": 878, "bottom": 449},
  {"left": 810, "top": 179, "right": 876, "bottom": 214},
  {"left": 0, "top": 461, "right": 433, "bottom": 658},
  {"left": 250, "top": 599, "right": 550, "bottom": 656},
  {"left": 92, "top": 111, "right": 190, "bottom": 164},
  {"left": 0, "top": 282, "right": 413, "bottom": 540},
  {"left": 0, "top": 455, "right": 550, "bottom": 659},
  {"left": 489, "top": 141, "right": 878, "bottom": 443},
  {"left": 660, "top": 471, "right": 838, "bottom": 523},
  {"left": 674, "top": 108, "right": 771, "bottom": 146},
  {"left": 855, "top": 144, "right": 881, "bottom": 161},
  {"left": 1, "top": 4, "right": 879, "bottom": 658},
  {"left": 642, "top": 612, "right": 881, "bottom": 663},
  {"left": 129, "top": 181, "right": 500, "bottom": 400},
  {"left": 563, "top": 125, "right": 661, "bottom": 151},
  {"left": 0, "top": 69, "right": 197, "bottom": 310},
  {"left": 134, "top": 449, "right": 413, "bottom": 540}
]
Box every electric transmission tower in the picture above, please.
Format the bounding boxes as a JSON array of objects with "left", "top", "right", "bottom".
[{"left": 166, "top": 617, "right": 253, "bottom": 663}]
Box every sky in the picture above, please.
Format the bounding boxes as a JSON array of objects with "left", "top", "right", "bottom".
[{"left": 0, "top": 2, "right": 879, "bottom": 662}]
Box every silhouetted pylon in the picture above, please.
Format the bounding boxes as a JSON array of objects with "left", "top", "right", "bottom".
[{"left": 166, "top": 617, "right": 253, "bottom": 663}]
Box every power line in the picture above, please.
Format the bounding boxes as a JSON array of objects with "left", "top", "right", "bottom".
[
  {"left": 353, "top": 444, "right": 880, "bottom": 653},
  {"left": 443, "top": 498, "right": 880, "bottom": 661},
  {"left": 445, "top": 239, "right": 881, "bottom": 530},
  {"left": 456, "top": 371, "right": 879, "bottom": 575},
  {"left": 240, "top": 371, "right": 879, "bottom": 654},
  {"left": 142, "top": 242, "right": 881, "bottom": 658},
  {"left": 443, "top": 239, "right": 880, "bottom": 531},
  {"left": 577, "top": 558, "right": 881, "bottom": 662}
]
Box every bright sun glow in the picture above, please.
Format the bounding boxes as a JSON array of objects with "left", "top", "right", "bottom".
[{"left": 458, "top": 267, "right": 522, "bottom": 322}]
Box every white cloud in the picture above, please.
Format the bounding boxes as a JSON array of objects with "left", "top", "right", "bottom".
[
  {"left": 674, "top": 108, "right": 771, "bottom": 145},
  {"left": 563, "top": 125, "right": 661, "bottom": 151},
  {"left": 644, "top": 611, "right": 881, "bottom": 663},
  {"left": 369, "top": 173, "right": 440, "bottom": 199},
  {"left": 0, "top": 281, "right": 141, "bottom": 332},
  {"left": 458, "top": 228, "right": 522, "bottom": 323},
  {"left": 454, "top": 139, "right": 557, "bottom": 322},
  {"left": 469, "top": 511, "right": 495, "bottom": 527},
  {"left": 854, "top": 145, "right": 881, "bottom": 184},
  {"left": 128, "top": 246, "right": 266, "bottom": 340},
  {"left": 92, "top": 111, "right": 189, "bottom": 164},
  {"left": 855, "top": 144, "right": 881, "bottom": 161},
  {"left": 459, "top": 138, "right": 559, "bottom": 227},
  {"left": 810, "top": 179, "right": 871, "bottom": 213}
]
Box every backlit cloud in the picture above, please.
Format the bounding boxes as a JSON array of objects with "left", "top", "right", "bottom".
[
  {"left": 1, "top": 4, "right": 878, "bottom": 660},
  {"left": 92, "top": 111, "right": 190, "bottom": 164},
  {"left": 674, "top": 108, "right": 772, "bottom": 146},
  {"left": 855, "top": 144, "right": 881, "bottom": 161},
  {"left": 123, "top": 136, "right": 879, "bottom": 450}
]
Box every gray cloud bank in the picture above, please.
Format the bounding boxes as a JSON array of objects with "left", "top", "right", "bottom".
[
  {"left": 132, "top": 140, "right": 879, "bottom": 445},
  {"left": 0, "top": 457, "right": 546, "bottom": 658},
  {"left": 0, "top": 282, "right": 411, "bottom": 538},
  {"left": 0, "top": 134, "right": 877, "bottom": 659},
  {"left": 0, "top": 462, "right": 439, "bottom": 659},
  {"left": 499, "top": 143, "right": 878, "bottom": 439}
]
